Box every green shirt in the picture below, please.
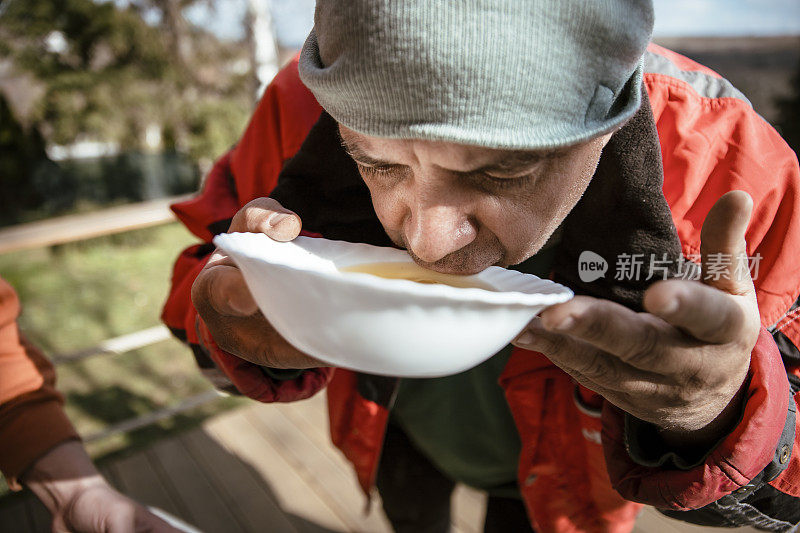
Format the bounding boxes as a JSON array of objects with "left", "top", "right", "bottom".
[{"left": 390, "top": 245, "right": 558, "bottom": 498}]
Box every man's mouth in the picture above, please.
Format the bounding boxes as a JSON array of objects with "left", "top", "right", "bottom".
[
  {"left": 404, "top": 245, "right": 504, "bottom": 276},
  {"left": 385, "top": 229, "right": 506, "bottom": 275}
]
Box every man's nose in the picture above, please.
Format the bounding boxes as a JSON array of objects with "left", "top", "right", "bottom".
[{"left": 404, "top": 202, "right": 477, "bottom": 264}]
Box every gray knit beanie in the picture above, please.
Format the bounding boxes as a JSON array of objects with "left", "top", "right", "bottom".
[{"left": 299, "top": 1, "right": 654, "bottom": 150}]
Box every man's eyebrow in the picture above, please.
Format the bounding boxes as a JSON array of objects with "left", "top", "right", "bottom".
[
  {"left": 469, "top": 149, "right": 560, "bottom": 174},
  {"left": 339, "top": 134, "right": 392, "bottom": 166},
  {"left": 339, "top": 130, "right": 563, "bottom": 173}
]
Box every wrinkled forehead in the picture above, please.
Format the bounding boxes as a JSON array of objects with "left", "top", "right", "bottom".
[{"left": 337, "top": 123, "right": 564, "bottom": 172}]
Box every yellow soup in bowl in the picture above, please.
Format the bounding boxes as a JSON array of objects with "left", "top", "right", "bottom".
[{"left": 340, "top": 262, "right": 496, "bottom": 291}]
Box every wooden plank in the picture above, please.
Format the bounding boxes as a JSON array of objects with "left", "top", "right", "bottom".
[
  {"left": 109, "top": 451, "right": 186, "bottom": 520},
  {"left": 24, "top": 496, "right": 51, "bottom": 533},
  {"left": 205, "top": 410, "right": 348, "bottom": 533},
  {"left": 0, "top": 194, "right": 192, "bottom": 255},
  {"left": 277, "top": 398, "right": 490, "bottom": 533},
  {"left": 274, "top": 398, "right": 338, "bottom": 456},
  {"left": 273, "top": 399, "right": 397, "bottom": 528},
  {"left": 450, "top": 520, "right": 469, "bottom": 533},
  {"left": 0, "top": 497, "right": 31, "bottom": 533},
  {"left": 99, "top": 464, "right": 122, "bottom": 491},
  {"left": 633, "top": 506, "right": 760, "bottom": 533},
  {"left": 279, "top": 401, "right": 441, "bottom": 532},
  {"left": 277, "top": 398, "right": 489, "bottom": 533},
  {"left": 276, "top": 394, "right": 378, "bottom": 486},
  {"left": 274, "top": 398, "right": 358, "bottom": 481},
  {"left": 275, "top": 394, "right": 330, "bottom": 444},
  {"left": 246, "top": 405, "right": 393, "bottom": 533},
  {"left": 268, "top": 400, "right": 355, "bottom": 482},
  {"left": 148, "top": 437, "right": 245, "bottom": 533},
  {"left": 181, "top": 427, "right": 298, "bottom": 533},
  {"left": 280, "top": 398, "right": 767, "bottom": 533},
  {"left": 451, "top": 485, "right": 486, "bottom": 533}
]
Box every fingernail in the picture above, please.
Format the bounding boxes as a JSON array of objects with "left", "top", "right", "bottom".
[
  {"left": 516, "top": 331, "right": 535, "bottom": 345},
  {"left": 264, "top": 213, "right": 300, "bottom": 241},
  {"left": 226, "top": 295, "right": 257, "bottom": 316},
  {"left": 658, "top": 298, "right": 679, "bottom": 316},
  {"left": 266, "top": 213, "right": 289, "bottom": 229}
]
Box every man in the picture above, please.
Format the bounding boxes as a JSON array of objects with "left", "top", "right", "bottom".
[
  {"left": 163, "top": 1, "right": 800, "bottom": 531},
  {"left": 0, "top": 277, "right": 178, "bottom": 532}
]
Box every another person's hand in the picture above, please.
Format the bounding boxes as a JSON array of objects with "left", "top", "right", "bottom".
[
  {"left": 513, "top": 191, "right": 760, "bottom": 450},
  {"left": 53, "top": 481, "right": 177, "bottom": 533},
  {"left": 23, "top": 441, "right": 180, "bottom": 533},
  {"left": 191, "top": 197, "right": 324, "bottom": 369}
]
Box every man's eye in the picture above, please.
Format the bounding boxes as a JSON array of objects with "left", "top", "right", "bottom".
[
  {"left": 356, "top": 163, "right": 397, "bottom": 175},
  {"left": 481, "top": 173, "right": 535, "bottom": 190}
]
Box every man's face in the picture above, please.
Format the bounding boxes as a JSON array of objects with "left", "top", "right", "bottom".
[{"left": 338, "top": 125, "right": 610, "bottom": 275}]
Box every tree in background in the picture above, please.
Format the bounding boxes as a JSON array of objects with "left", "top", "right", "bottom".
[
  {"left": 0, "top": 93, "right": 59, "bottom": 226},
  {"left": 3, "top": 0, "right": 255, "bottom": 156},
  {"left": 0, "top": 0, "right": 254, "bottom": 198}
]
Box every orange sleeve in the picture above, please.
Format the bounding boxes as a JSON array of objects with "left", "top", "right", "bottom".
[
  {"left": 0, "top": 278, "right": 79, "bottom": 489},
  {"left": 163, "top": 59, "right": 322, "bottom": 345}
]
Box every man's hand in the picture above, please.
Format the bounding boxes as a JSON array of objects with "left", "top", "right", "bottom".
[
  {"left": 191, "top": 197, "right": 324, "bottom": 369},
  {"left": 23, "top": 441, "right": 180, "bottom": 533},
  {"left": 513, "top": 191, "right": 760, "bottom": 449}
]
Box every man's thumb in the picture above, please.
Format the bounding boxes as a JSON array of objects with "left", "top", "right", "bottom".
[
  {"left": 699, "top": 190, "right": 755, "bottom": 296},
  {"left": 199, "top": 265, "right": 259, "bottom": 317}
]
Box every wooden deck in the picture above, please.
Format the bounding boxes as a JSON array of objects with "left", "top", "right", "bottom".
[
  {"left": 0, "top": 394, "right": 758, "bottom": 533},
  {"left": 0, "top": 194, "right": 192, "bottom": 255}
]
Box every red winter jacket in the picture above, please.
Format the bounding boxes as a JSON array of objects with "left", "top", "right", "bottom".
[{"left": 163, "top": 44, "right": 800, "bottom": 532}]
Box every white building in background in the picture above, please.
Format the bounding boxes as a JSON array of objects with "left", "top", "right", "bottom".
[{"left": 47, "top": 140, "right": 120, "bottom": 161}]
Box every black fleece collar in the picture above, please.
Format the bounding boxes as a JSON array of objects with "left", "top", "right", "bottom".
[
  {"left": 270, "top": 88, "right": 683, "bottom": 404},
  {"left": 272, "top": 86, "right": 682, "bottom": 314}
]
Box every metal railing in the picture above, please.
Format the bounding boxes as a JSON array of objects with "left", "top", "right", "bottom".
[{"left": 1, "top": 194, "right": 224, "bottom": 443}]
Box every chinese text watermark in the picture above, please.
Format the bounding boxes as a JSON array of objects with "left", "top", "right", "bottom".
[{"left": 577, "top": 251, "right": 761, "bottom": 284}]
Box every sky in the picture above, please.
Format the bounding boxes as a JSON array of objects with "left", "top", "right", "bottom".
[
  {"left": 132, "top": 0, "right": 800, "bottom": 47},
  {"left": 652, "top": 0, "right": 800, "bottom": 36}
]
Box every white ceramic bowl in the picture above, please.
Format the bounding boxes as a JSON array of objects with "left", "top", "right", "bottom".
[{"left": 213, "top": 232, "right": 573, "bottom": 378}]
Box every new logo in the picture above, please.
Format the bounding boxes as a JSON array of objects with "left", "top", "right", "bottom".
[{"left": 578, "top": 251, "right": 607, "bottom": 283}]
